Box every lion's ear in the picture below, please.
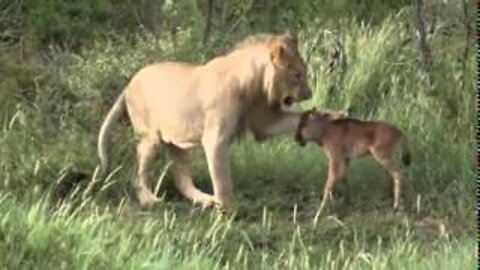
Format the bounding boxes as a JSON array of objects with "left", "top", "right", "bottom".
[
  {"left": 270, "top": 41, "right": 286, "bottom": 66},
  {"left": 284, "top": 31, "right": 298, "bottom": 47}
]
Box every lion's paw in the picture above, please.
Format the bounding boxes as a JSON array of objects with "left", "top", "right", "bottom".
[{"left": 137, "top": 191, "right": 160, "bottom": 209}]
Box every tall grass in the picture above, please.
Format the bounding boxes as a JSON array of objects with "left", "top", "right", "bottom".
[{"left": 0, "top": 192, "right": 474, "bottom": 269}]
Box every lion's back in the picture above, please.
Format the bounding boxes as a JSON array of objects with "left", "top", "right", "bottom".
[{"left": 126, "top": 62, "right": 198, "bottom": 104}]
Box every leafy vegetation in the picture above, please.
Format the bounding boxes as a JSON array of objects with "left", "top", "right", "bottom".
[{"left": 0, "top": 0, "right": 474, "bottom": 269}]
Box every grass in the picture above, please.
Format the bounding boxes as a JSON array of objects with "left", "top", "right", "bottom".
[
  {"left": 0, "top": 191, "right": 474, "bottom": 270},
  {"left": 0, "top": 7, "right": 475, "bottom": 270}
]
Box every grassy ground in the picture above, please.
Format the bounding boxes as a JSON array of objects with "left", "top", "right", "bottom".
[
  {"left": 0, "top": 5, "right": 475, "bottom": 270},
  {"left": 0, "top": 171, "right": 475, "bottom": 269}
]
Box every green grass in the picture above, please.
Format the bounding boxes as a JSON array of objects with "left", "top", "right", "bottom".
[
  {"left": 0, "top": 5, "right": 475, "bottom": 270},
  {"left": 0, "top": 192, "right": 474, "bottom": 270}
]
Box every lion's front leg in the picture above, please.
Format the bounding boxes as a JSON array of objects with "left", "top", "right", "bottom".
[
  {"left": 201, "top": 128, "right": 235, "bottom": 213},
  {"left": 254, "top": 111, "right": 302, "bottom": 141}
]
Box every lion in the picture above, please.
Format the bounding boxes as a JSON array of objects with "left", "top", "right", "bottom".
[
  {"left": 97, "top": 32, "right": 311, "bottom": 211},
  {"left": 295, "top": 108, "right": 410, "bottom": 225}
]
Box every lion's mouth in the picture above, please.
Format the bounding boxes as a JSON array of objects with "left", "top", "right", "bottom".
[{"left": 283, "top": 96, "right": 294, "bottom": 107}]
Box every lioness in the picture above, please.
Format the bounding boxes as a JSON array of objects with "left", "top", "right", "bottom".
[
  {"left": 97, "top": 33, "right": 311, "bottom": 211},
  {"left": 295, "top": 109, "right": 410, "bottom": 224}
]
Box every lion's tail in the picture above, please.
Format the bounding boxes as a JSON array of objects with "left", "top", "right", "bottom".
[
  {"left": 399, "top": 134, "right": 411, "bottom": 167},
  {"left": 97, "top": 92, "right": 126, "bottom": 176}
]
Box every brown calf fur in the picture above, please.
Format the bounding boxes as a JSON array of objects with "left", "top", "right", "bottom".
[{"left": 296, "top": 108, "right": 410, "bottom": 225}]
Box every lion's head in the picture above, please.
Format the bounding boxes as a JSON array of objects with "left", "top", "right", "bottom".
[{"left": 263, "top": 33, "right": 311, "bottom": 108}]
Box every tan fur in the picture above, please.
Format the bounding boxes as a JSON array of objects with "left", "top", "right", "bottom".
[
  {"left": 97, "top": 33, "right": 311, "bottom": 211},
  {"left": 297, "top": 109, "right": 410, "bottom": 225}
]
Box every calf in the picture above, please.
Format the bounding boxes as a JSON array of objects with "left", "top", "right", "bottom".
[{"left": 295, "top": 109, "right": 410, "bottom": 225}]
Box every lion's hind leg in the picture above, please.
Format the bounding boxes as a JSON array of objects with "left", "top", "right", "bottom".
[
  {"left": 135, "top": 135, "right": 161, "bottom": 208},
  {"left": 167, "top": 146, "right": 217, "bottom": 209}
]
